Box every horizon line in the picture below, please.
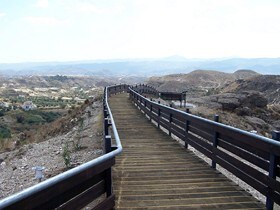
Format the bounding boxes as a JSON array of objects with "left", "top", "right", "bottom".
[{"left": 1, "top": 56, "right": 280, "bottom": 65}]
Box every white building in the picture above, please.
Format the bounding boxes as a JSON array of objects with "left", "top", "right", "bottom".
[{"left": 22, "top": 101, "right": 37, "bottom": 111}]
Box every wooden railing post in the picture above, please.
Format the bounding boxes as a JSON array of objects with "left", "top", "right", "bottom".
[
  {"left": 104, "top": 135, "right": 113, "bottom": 197},
  {"left": 157, "top": 103, "right": 161, "bottom": 128},
  {"left": 211, "top": 115, "right": 219, "bottom": 169},
  {"left": 150, "top": 103, "right": 153, "bottom": 122},
  {"left": 104, "top": 118, "right": 110, "bottom": 136},
  {"left": 169, "top": 113, "right": 172, "bottom": 136},
  {"left": 185, "top": 108, "right": 190, "bottom": 149},
  {"left": 104, "top": 109, "right": 108, "bottom": 118},
  {"left": 266, "top": 130, "right": 280, "bottom": 210}
]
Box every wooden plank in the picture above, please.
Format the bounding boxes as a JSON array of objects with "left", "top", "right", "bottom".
[
  {"left": 57, "top": 180, "right": 105, "bottom": 210},
  {"left": 188, "top": 125, "right": 213, "bottom": 144},
  {"left": 159, "top": 119, "right": 170, "bottom": 130},
  {"left": 187, "top": 135, "right": 212, "bottom": 159},
  {"left": 188, "top": 132, "right": 213, "bottom": 152},
  {"left": 92, "top": 195, "right": 115, "bottom": 210},
  {"left": 215, "top": 126, "right": 280, "bottom": 156},
  {"left": 172, "top": 117, "right": 185, "bottom": 128},
  {"left": 190, "top": 121, "right": 213, "bottom": 135},
  {"left": 170, "top": 124, "right": 185, "bottom": 140},
  {"left": 219, "top": 134, "right": 269, "bottom": 160},
  {"left": 214, "top": 155, "right": 267, "bottom": 196},
  {"left": 160, "top": 112, "right": 169, "bottom": 121},
  {"left": 218, "top": 138, "right": 269, "bottom": 171},
  {"left": 213, "top": 148, "right": 269, "bottom": 188}
]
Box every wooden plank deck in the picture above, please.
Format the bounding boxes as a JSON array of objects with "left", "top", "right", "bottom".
[{"left": 109, "top": 93, "right": 265, "bottom": 209}]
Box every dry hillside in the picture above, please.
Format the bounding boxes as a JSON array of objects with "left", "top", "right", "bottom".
[
  {"left": 222, "top": 75, "right": 280, "bottom": 104},
  {"left": 147, "top": 70, "right": 259, "bottom": 93}
]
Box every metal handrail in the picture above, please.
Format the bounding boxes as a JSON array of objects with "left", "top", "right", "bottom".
[{"left": 0, "top": 85, "right": 123, "bottom": 209}]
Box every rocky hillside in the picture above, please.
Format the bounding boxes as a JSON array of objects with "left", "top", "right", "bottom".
[
  {"left": 147, "top": 70, "right": 279, "bottom": 137},
  {"left": 147, "top": 70, "right": 259, "bottom": 92},
  {"left": 0, "top": 75, "right": 145, "bottom": 89},
  {"left": 222, "top": 75, "right": 280, "bottom": 104}
]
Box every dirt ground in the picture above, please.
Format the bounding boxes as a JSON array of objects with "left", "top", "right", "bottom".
[{"left": 0, "top": 100, "right": 103, "bottom": 199}]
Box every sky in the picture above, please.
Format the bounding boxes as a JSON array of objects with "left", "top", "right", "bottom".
[{"left": 0, "top": 0, "right": 280, "bottom": 63}]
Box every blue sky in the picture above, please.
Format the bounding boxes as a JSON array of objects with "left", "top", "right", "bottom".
[{"left": 0, "top": 0, "right": 280, "bottom": 63}]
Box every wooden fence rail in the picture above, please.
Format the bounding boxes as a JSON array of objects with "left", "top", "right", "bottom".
[
  {"left": 129, "top": 85, "right": 280, "bottom": 210},
  {"left": 0, "top": 84, "right": 127, "bottom": 210}
]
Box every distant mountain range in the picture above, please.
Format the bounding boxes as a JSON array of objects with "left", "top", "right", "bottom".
[{"left": 0, "top": 56, "right": 279, "bottom": 77}]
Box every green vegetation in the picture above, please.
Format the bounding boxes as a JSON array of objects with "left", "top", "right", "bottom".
[
  {"left": 0, "top": 110, "right": 5, "bottom": 117},
  {"left": 16, "top": 110, "right": 61, "bottom": 125},
  {"left": 7, "top": 96, "right": 77, "bottom": 108},
  {"left": 73, "top": 119, "right": 83, "bottom": 151},
  {"left": 0, "top": 125, "right": 11, "bottom": 139},
  {"left": 62, "top": 143, "right": 71, "bottom": 169}
]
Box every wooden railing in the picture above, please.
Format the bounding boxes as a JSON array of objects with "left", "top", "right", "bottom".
[
  {"left": 0, "top": 84, "right": 128, "bottom": 210},
  {"left": 129, "top": 85, "right": 280, "bottom": 210},
  {"left": 132, "top": 84, "right": 159, "bottom": 96}
]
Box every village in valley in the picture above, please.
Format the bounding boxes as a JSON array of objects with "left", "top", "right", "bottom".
[{"left": 0, "top": 75, "right": 104, "bottom": 152}]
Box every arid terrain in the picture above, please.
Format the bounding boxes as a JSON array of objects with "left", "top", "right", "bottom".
[
  {"left": 0, "top": 76, "right": 106, "bottom": 199},
  {"left": 147, "top": 70, "right": 280, "bottom": 137},
  {"left": 0, "top": 70, "right": 279, "bottom": 201},
  {"left": 0, "top": 98, "right": 103, "bottom": 199}
]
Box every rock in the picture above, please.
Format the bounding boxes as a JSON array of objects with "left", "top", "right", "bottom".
[
  {"left": 18, "top": 132, "right": 27, "bottom": 141},
  {"left": 272, "top": 120, "right": 280, "bottom": 131},
  {"left": 245, "top": 116, "right": 267, "bottom": 128},
  {"left": 0, "top": 161, "right": 6, "bottom": 169},
  {"left": 235, "top": 107, "right": 252, "bottom": 116},
  {"left": 12, "top": 166, "right": 17, "bottom": 171},
  {"left": 241, "top": 91, "right": 268, "bottom": 108},
  {"left": 217, "top": 93, "right": 241, "bottom": 111}
]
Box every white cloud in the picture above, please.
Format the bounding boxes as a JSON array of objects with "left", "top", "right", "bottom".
[
  {"left": 24, "top": 16, "right": 65, "bottom": 26},
  {"left": 34, "top": 0, "right": 49, "bottom": 8},
  {"left": 0, "top": 12, "right": 6, "bottom": 17}
]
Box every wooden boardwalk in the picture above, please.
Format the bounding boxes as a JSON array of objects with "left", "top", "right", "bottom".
[{"left": 110, "top": 93, "right": 265, "bottom": 209}]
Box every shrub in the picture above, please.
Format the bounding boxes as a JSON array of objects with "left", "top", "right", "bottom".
[
  {"left": 0, "top": 125, "right": 11, "bottom": 139},
  {"left": 0, "top": 110, "right": 5, "bottom": 117},
  {"left": 62, "top": 143, "right": 71, "bottom": 168},
  {"left": 25, "top": 114, "right": 45, "bottom": 124},
  {"left": 16, "top": 115, "right": 25, "bottom": 123}
]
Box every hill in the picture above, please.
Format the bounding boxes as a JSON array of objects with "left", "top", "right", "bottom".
[
  {"left": 147, "top": 70, "right": 259, "bottom": 93},
  {"left": 222, "top": 75, "right": 280, "bottom": 104}
]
